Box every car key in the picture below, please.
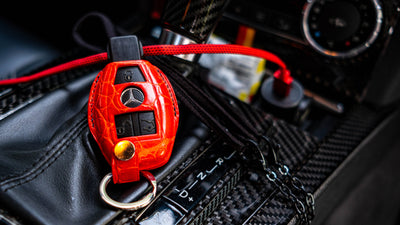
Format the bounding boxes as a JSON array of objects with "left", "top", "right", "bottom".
[{"left": 88, "top": 36, "right": 179, "bottom": 185}]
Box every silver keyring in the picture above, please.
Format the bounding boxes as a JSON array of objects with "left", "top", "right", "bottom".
[{"left": 99, "top": 171, "right": 157, "bottom": 210}]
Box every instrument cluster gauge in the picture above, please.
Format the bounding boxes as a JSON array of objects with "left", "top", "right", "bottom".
[{"left": 302, "top": 0, "right": 383, "bottom": 58}]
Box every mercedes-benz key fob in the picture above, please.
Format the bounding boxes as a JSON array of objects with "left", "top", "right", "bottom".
[{"left": 88, "top": 36, "right": 179, "bottom": 184}]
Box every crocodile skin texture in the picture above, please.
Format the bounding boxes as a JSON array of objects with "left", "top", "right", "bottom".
[{"left": 88, "top": 60, "right": 179, "bottom": 184}]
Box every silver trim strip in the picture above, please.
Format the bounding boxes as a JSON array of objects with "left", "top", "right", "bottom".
[{"left": 159, "top": 29, "right": 198, "bottom": 61}]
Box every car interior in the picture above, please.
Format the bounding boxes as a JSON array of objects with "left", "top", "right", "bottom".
[{"left": 1, "top": 0, "right": 400, "bottom": 224}]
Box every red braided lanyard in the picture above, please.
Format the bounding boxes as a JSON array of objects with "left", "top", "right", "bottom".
[{"left": 0, "top": 44, "right": 289, "bottom": 86}]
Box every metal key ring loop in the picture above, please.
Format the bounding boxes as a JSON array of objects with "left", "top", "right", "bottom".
[{"left": 99, "top": 171, "right": 157, "bottom": 210}]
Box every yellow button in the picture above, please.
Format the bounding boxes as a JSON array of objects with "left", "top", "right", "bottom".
[{"left": 114, "top": 140, "right": 135, "bottom": 161}]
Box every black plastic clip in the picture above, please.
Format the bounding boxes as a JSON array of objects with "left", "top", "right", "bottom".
[
  {"left": 107, "top": 35, "right": 143, "bottom": 62},
  {"left": 243, "top": 136, "right": 280, "bottom": 173},
  {"left": 261, "top": 136, "right": 280, "bottom": 166}
]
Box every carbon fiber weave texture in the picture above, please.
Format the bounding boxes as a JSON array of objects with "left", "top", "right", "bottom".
[
  {"left": 207, "top": 105, "right": 382, "bottom": 225},
  {"left": 161, "top": 0, "right": 228, "bottom": 43}
]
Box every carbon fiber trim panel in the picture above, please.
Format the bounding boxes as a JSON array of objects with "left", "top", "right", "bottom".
[
  {"left": 244, "top": 106, "right": 383, "bottom": 224},
  {"left": 161, "top": 0, "right": 229, "bottom": 43},
  {"left": 206, "top": 116, "right": 319, "bottom": 225}
]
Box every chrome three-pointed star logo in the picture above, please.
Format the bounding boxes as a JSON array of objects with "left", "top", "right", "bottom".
[{"left": 120, "top": 87, "right": 145, "bottom": 108}]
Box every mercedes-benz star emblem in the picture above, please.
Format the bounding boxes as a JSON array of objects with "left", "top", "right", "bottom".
[{"left": 120, "top": 87, "right": 144, "bottom": 108}]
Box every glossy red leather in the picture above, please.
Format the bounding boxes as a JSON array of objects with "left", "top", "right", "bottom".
[{"left": 88, "top": 60, "right": 179, "bottom": 184}]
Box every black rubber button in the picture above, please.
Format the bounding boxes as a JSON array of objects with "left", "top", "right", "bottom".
[
  {"left": 115, "top": 113, "right": 135, "bottom": 138},
  {"left": 114, "top": 66, "right": 145, "bottom": 84},
  {"left": 138, "top": 111, "right": 156, "bottom": 135}
]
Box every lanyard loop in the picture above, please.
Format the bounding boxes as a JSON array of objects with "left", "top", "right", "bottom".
[{"left": 99, "top": 171, "right": 157, "bottom": 211}]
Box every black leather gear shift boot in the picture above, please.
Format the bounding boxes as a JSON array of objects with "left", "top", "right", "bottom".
[{"left": 0, "top": 65, "right": 208, "bottom": 224}]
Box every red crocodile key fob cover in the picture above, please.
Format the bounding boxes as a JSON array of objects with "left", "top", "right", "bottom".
[{"left": 88, "top": 60, "right": 179, "bottom": 184}]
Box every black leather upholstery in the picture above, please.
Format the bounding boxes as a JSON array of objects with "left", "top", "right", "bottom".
[
  {"left": 0, "top": 60, "right": 207, "bottom": 225},
  {"left": 0, "top": 19, "right": 208, "bottom": 224}
]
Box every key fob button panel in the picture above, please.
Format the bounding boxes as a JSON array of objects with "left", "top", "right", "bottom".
[
  {"left": 114, "top": 66, "right": 146, "bottom": 84},
  {"left": 88, "top": 60, "right": 179, "bottom": 184}
]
